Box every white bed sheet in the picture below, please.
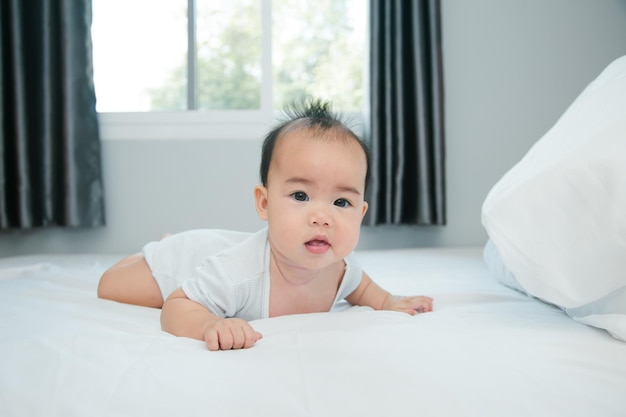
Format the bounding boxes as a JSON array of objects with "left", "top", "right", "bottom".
[{"left": 0, "top": 248, "right": 624, "bottom": 417}]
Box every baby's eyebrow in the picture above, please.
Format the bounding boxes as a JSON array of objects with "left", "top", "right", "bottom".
[
  {"left": 285, "top": 177, "right": 312, "bottom": 187},
  {"left": 335, "top": 185, "right": 362, "bottom": 196},
  {"left": 286, "top": 177, "right": 361, "bottom": 196}
]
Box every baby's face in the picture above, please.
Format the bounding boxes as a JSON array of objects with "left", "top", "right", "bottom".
[{"left": 255, "top": 128, "right": 368, "bottom": 271}]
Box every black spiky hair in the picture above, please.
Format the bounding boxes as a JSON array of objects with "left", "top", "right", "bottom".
[{"left": 259, "top": 98, "right": 371, "bottom": 191}]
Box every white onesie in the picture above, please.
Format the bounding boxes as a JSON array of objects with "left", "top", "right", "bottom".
[{"left": 142, "top": 228, "right": 363, "bottom": 321}]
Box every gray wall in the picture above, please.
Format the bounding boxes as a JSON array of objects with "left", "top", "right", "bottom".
[{"left": 2, "top": 0, "right": 626, "bottom": 257}]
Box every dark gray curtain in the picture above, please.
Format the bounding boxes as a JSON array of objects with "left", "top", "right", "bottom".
[
  {"left": 0, "top": 0, "right": 105, "bottom": 229},
  {"left": 365, "top": 0, "right": 445, "bottom": 225}
]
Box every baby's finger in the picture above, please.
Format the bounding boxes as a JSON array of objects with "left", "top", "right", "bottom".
[
  {"left": 403, "top": 298, "right": 424, "bottom": 308},
  {"left": 415, "top": 296, "right": 433, "bottom": 307},
  {"left": 230, "top": 326, "right": 247, "bottom": 350},
  {"left": 241, "top": 328, "right": 263, "bottom": 349},
  {"left": 418, "top": 302, "right": 433, "bottom": 313},
  {"left": 205, "top": 328, "right": 220, "bottom": 351},
  {"left": 412, "top": 300, "right": 433, "bottom": 313},
  {"left": 218, "top": 329, "right": 234, "bottom": 350}
]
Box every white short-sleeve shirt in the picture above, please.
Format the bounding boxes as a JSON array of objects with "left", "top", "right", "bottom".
[{"left": 142, "top": 228, "right": 363, "bottom": 321}]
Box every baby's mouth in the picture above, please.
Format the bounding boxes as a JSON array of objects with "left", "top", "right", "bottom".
[{"left": 305, "top": 238, "right": 330, "bottom": 254}]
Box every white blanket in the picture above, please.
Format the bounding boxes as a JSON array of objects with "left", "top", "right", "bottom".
[{"left": 1, "top": 248, "right": 625, "bottom": 417}]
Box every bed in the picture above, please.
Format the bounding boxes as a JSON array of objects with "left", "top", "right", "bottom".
[
  {"left": 0, "top": 247, "right": 625, "bottom": 417},
  {"left": 2, "top": 52, "right": 626, "bottom": 417}
]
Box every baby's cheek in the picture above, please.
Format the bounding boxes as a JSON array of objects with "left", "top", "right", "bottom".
[{"left": 340, "top": 225, "right": 361, "bottom": 253}]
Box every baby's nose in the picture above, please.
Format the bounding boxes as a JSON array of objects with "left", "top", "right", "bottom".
[{"left": 309, "top": 206, "right": 331, "bottom": 227}]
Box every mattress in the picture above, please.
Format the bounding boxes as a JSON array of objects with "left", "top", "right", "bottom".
[{"left": 0, "top": 247, "right": 624, "bottom": 417}]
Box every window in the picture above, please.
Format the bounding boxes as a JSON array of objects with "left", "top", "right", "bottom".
[{"left": 91, "top": 0, "right": 367, "bottom": 140}]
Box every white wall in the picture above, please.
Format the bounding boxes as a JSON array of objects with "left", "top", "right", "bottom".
[{"left": 1, "top": 0, "right": 626, "bottom": 256}]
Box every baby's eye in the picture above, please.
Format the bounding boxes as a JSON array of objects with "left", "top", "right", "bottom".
[
  {"left": 291, "top": 191, "right": 309, "bottom": 202},
  {"left": 334, "top": 198, "right": 352, "bottom": 208}
]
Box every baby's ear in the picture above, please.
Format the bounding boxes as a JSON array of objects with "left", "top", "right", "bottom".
[
  {"left": 360, "top": 201, "right": 369, "bottom": 219},
  {"left": 254, "top": 185, "right": 269, "bottom": 220}
]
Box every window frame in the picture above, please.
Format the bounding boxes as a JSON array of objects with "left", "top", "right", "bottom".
[
  {"left": 96, "top": 0, "right": 367, "bottom": 141},
  {"left": 98, "top": 0, "right": 273, "bottom": 141}
]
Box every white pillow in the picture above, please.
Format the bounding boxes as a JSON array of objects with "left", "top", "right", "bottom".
[{"left": 481, "top": 55, "right": 626, "bottom": 341}]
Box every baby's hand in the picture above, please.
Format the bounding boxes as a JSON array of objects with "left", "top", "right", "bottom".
[
  {"left": 203, "top": 318, "right": 263, "bottom": 351},
  {"left": 382, "top": 295, "right": 433, "bottom": 315}
]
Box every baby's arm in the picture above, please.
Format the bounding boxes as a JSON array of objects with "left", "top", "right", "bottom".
[
  {"left": 161, "top": 288, "right": 263, "bottom": 351},
  {"left": 345, "top": 272, "right": 433, "bottom": 315}
]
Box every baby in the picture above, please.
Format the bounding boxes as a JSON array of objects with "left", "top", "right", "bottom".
[{"left": 98, "top": 99, "right": 433, "bottom": 351}]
